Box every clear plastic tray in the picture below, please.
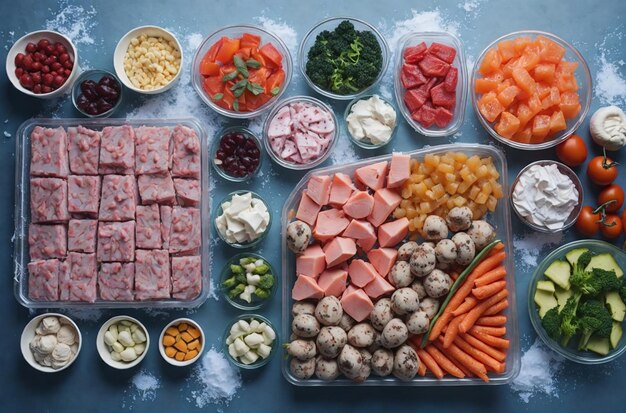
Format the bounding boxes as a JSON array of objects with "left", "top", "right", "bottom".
[
  {"left": 13, "top": 118, "right": 210, "bottom": 309},
  {"left": 281, "top": 143, "right": 520, "bottom": 386}
]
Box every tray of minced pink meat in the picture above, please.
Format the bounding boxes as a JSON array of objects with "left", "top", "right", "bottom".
[
  {"left": 281, "top": 144, "right": 520, "bottom": 385},
  {"left": 13, "top": 118, "right": 210, "bottom": 309}
]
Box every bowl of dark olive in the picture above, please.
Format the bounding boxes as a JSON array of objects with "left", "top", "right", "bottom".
[
  {"left": 72, "top": 69, "right": 123, "bottom": 118},
  {"left": 211, "top": 126, "right": 263, "bottom": 182}
]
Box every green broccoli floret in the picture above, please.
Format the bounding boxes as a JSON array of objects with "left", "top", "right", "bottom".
[
  {"left": 577, "top": 300, "right": 613, "bottom": 350},
  {"left": 571, "top": 267, "right": 620, "bottom": 297},
  {"left": 541, "top": 307, "right": 562, "bottom": 341},
  {"left": 258, "top": 273, "right": 275, "bottom": 290},
  {"left": 253, "top": 263, "right": 270, "bottom": 275},
  {"left": 222, "top": 276, "right": 237, "bottom": 288},
  {"left": 227, "top": 283, "right": 246, "bottom": 299},
  {"left": 230, "top": 264, "right": 244, "bottom": 274},
  {"left": 239, "top": 257, "right": 256, "bottom": 265},
  {"left": 254, "top": 288, "right": 270, "bottom": 299},
  {"left": 234, "top": 271, "right": 247, "bottom": 284},
  {"left": 620, "top": 283, "right": 626, "bottom": 302},
  {"left": 559, "top": 293, "right": 581, "bottom": 347}
]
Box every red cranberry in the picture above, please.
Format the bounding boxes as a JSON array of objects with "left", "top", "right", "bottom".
[
  {"left": 41, "top": 65, "right": 50, "bottom": 74},
  {"left": 44, "top": 44, "right": 55, "bottom": 56},
  {"left": 55, "top": 43, "right": 66, "bottom": 54},
  {"left": 42, "top": 85, "right": 52, "bottom": 93},
  {"left": 15, "top": 67, "right": 24, "bottom": 78},
  {"left": 43, "top": 73, "right": 54, "bottom": 86},
  {"left": 22, "top": 54, "right": 33, "bottom": 70},
  {"left": 45, "top": 55, "right": 57, "bottom": 66},
  {"left": 63, "top": 60, "right": 73, "bottom": 70},
  {"left": 215, "top": 131, "right": 260, "bottom": 178},
  {"left": 32, "top": 84, "right": 42, "bottom": 94},
  {"left": 51, "top": 62, "right": 62, "bottom": 72},
  {"left": 25, "top": 42, "right": 37, "bottom": 53},
  {"left": 31, "top": 72, "right": 42, "bottom": 84},
  {"left": 52, "top": 75, "right": 65, "bottom": 87},
  {"left": 31, "top": 61, "right": 42, "bottom": 72},
  {"left": 64, "top": 68, "right": 72, "bottom": 77},
  {"left": 14, "top": 53, "right": 25, "bottom": 67},
  {"left": 20, "top": 74, "right": 34, "bottom": 89},
  {"left": 59, "top": 53, "right": 69, "bottom": 64},
  {"left": 37, "top": 39, "right": 50, "bottom": 50},
  {"left": 33, "top": 52, "right": 45, "bottom": 62}
]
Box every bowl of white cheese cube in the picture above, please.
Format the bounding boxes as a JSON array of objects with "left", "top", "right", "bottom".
[
  {"left": 96, "top": 316, "right": 149, "bottom": 369},
  {"left": 214, "top": 191, "right": 272, "bottom": 248},
  {"left": 224, "top": 314, "right": 277, "bottom": 369}
]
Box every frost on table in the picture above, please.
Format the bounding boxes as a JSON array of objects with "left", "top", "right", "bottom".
[
  {"left": 188, "top": 347, "right": 242, "bottom": 408},
  {"left": 511, "top": 338, "right": 565, "bottom": 403}
]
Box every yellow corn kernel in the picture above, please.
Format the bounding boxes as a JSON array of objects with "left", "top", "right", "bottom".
[
  {"left": 437, "top": 163, "right": 455, "bottom": 174},
  {"left": 475, "top": 192, "right": 489, "bottom": 205},
  {"left": 487, "top": 195, "right": 498, "bottom": 212},
  {"left": 445, "top": 182, "right": 459, "bottom": 195},
  {"left": 395, "top": 207, "right": 406, "bottom": 218},
  {"left": 424, "top": 153, "right": 440, "bottom": 167},
  {"left": 469, "top": 186, "right": 481, "bottom": 200},
  {"left": 432, "top": 184, "right": 445, "bottom": 199}
]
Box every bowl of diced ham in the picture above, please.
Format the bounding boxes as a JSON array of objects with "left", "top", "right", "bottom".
[
  {"left": 263, "top": 96, "right": 338, "bottom": 170},
  {"left": 394, "top": 32, "right": 468, "bottom": 137}
]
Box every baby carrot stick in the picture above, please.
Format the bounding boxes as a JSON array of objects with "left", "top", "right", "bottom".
[
  {"left": 425, "top": 344, "right": 465, "bottom": 378},
  {"left": 449, "top": 271, "right": 459, "bottom": 281},
  {"left": 438, "top": 340, "right": 489, "bottom": 382},
  {"left": 443, "top": 314, "right": 465, "bottom": 348},
  {"left": 459, "top": 289, "right": 509, "bottom": 333},
  {"left": 486, "top": 242, "right": 504, "bottom": 256},
  {"left": 452, "top": 297, "right": 478, "bottom": 316},
  {"left": 483, "top": 299, "right": 509, "bottom": 316},
  {"left": 416, "top": 348, "right": 444, "bottom": 379},
  {"left": 454, "top": 336, "right": 506, "bottom": 373},
  {"left": 476, "top": 315, "right": 507, "bottom": 326},
  {"left": 417, "top": 360, "right": 427, "bottom": 376},
  {"left": 470, "top": 330, "right": 510, "bottom": 349},
  {"left": 472, "top": 280, "right": 507, "bottom": 300},
  {"left": 470, "top": 325, "right": 507, "bottom": 337},
  {"left": 474, "top": 266, "right": 507, "bottom": 287},
  {"left": 461, "top": 333, "right": 507, "bottom": 362}
]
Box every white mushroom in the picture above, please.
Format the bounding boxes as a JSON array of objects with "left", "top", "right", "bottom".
[
  {"left": 467, "top": 220, "right": 496, "bottom": 251},
  {"left": 409, "top": 244, "right": 436, "bottom": 278},
  {"left": 422, "top": 216, "right": 449, "bottom": 241},
  {"left": 419, "top": 297, "right": 441, "bottom": 319},
  {"left": 452, "top": 232, "right": 476, "bottom": 266},
  {"left": 370, "top": 298, "right": 394, "bottom": 331},
  {"left": 435, "top": 239, "right": 458, "bottom": 264},
  {"left": 397, "top": 241, "right": 419, "bottom": 261},
  {"left": 406, "top": 311, "right": 430, "bottom": 335},
  {"left": 389, "top": 261, "right": 413, "bottom": 287},
  {"left": 446, "top": 206, "right": 473, "bottom": 232},
  {"left": 391, "top": 288, "right": 420, "bottom": 315},
  {"left": 314, "top": 296, "right": 343, "bottom": 326},
  {"left": 423, "top": 269, "right": 452, "bottom": 298}
]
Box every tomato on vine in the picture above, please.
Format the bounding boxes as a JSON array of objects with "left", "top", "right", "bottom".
[
  {"left": 587, "top": 149, "right": 618, "bottom": 185},
  {"left": 597, "top": 184, "right": 624, "bottom": 213},
  {"left": 575, "top": 206, "right": 600, "bottom": 236}
]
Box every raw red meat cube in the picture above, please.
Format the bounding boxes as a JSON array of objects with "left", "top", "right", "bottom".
[
  {"left": 30, "top": 126, "right": 69, "bottom": 178},
  {"left": 173, "top": 178, "right": 200, "bottom": 207},
  {"left": 99, "top": 125, "right": 135, "bottom": 174},
  {"left": 171, "top": 255, "right": 202, "bottom": 300},
  {"left": 28, "top": 259, "right": 60, "bottom": 301},
  {"left": 138, "top": 173, "right": 176, "bottom": 205},
  {"left": 418, "top": 53, "right": 451, "bottom": 77},
  {"left": 160, "top": 206, "right": 172, "bottom": 249},
  {"left": 428, "top": 42, "right": 457, "bottom": 64},
  {"left": 404, "top": 88, "right": 428, "bottom": 113},
  {"left": 401, "top": 63, "right": 427, "bottom": 89},
  {"left": 135, "top": 126, "right": 171, "bottom": 175},
  {"left": 59, "top": 260, "right": 70, "bottom": 301},
  {"left": 171, "top": 125, "right": 201, "bottom": 179},
  {"left": 430, "top": 82, "right": 457, "bottom": 108},
  {"left": 444, "top": 66, "right": 459, "bottom": 92},
  {"left": 403, "top": 42, "right": 428, "bottom": 63},
  {"left": 169, "top": 207, "right": 201, "bottom": 254},
  {"left": 97, "top": 221, "right": 136, "bottom": 262},
  {"left": 134, "top": 249, "right": 171, "bottom": 300},
  {"left": 412, "top": 103, "right": 438, "bottom": 128},
  {"left": 68, "top": 126, "right": 100, "bottom": 175},
  {"left": 136, "top": 204, "right": 162, "bottom": 249},
  {"left": 434, "top": 107, "right": 454, "bottom": 128},
  {"left": 30, "top": 177, "right": 69, "bottom": 223},
  {"left": 67, "top": 252, "right": 97, "bottom": 302},
  {"left": 99, "top": 175, "right": 137, "bottom": 221},
  {"left": 98, "top": 262, "right": 135, "bottom": 301},
  {"left": 28, "top": 224, "right": 67, "bottom": 260},
  {"left": 68, "top": 219, "right": 97, "bottom": 253},
  {"left": 68, "top": 175, "right": 101, "bottom": 217}
]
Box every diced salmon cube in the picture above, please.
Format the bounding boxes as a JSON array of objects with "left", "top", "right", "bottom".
[
  {"left": 434, "top": 107, "right": 454, "bottom": 128},
  {"left": 292, "top": 274, "right": 324, "bottom": 301},
  {"left": 296, "top": 192, "right": 322, "bottom": 226},
  {"left": 307, "top": 175, "right": 332, "bottom": 206},
  {"left": 367, "top": 248, "right": 398, "bottom": 277},
  {"left": 495, "top": 111, "right": 521, "bottom": 139},
  {"left": 354, "top": 161, "right": 388, "bottom": 191},
  {"left": 475, "top": 78, "right": 500, "bottom": 94},
  {"left": 340, "top": 288, "right": 374, "bottom": 322},
  {"left": 378, "top": 217, "right": 409, "bottom": 248},
  {"left": 363, "top": 275, "right": 395, "bottom": 299},
  {"left": 314, "top": 209, "right": 350, "bottom": 242},
  {"left": 387, "top": 153, "right": 410, "bottom": 189},
  {"left": 403, "top": 42, "right": 428, "bottom": 62},
  {"left": 532, "top": 114, "right": 551, "bottom": 140},
  {"left": 343, "top": 219, "right": 376, "bottom": 240},
  {"left": 401, "top": 63, "right": 427, "bottom": 89},
  {"left": 496, "top": 85, "right": 520, "bottom": 108},
  {"left": 479, "top": 48, "right": 502, "bottom": 76},
  {"left": 323, "top": 237, "right": 357, "bottom": 267},
  {"left": 533, "top": 63, "right": 556, "bottom": 83},
  {"left": 428, "top": 42, "right": 457, "bottom": 64},
  {"left": 367, "top": 188, "right": 402, "bottom": 227},
  {"left": 477, "top": 92, "right": 505, "bottom": 123},
  {"left": 541, "top": 87, "right": 561, "bottom": 110},
  {"left": 550, "top": 110, "right": 567, "bottom": 133},
  {"left": 512, "top": 125, "right": 533, "bottom": 143},
  {"left": 560, "top": 91, "right": 581, "bottom": 119},
  {"left": 317, "top": 268, "right": 348, "bottom": 297},
  {"left": 329, "top": 173, "right": 355, "bottom": 206},
  {"left": 404, "top": 88, "right": 428, "bottom": 113},
  {"left": 537, "top": 35, "right": 566, "bottom": 64},
  {"left": 348, "top": 259, "right": 380, "bottom": 288},
  {"left": 512, "top": 67, "right": 536, "bottom": 93},
  {"left": 343, "top": 191, "right": 374, "bottom": 219},
  {"left": 497, "top": 39, "right": 518, "bottom": 62},
  {"left": 295, "top": 244, "right": 326, "bottom": 278},
  {"left": 357, "top": 233, "right": 378, "bottom": 252}
]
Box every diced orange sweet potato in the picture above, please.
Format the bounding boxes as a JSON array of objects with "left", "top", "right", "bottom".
[
  {"left": 502, "top": 57, "right": 521, "bottom": 78},
  {"left": 515, "top": 103, "right": 533, "bottom": 128},
  {"left": 478, "top": 92, "right": 505, "bottom": 122},
  {"left": 556, "top": 72, "right": 578, "bottom": 92},
  {"left": 496, "top": 78, "right": 514, "bottom": 94},
  {"left": 497, "top": 85, "right": 520, "bottom": 108},
  {"left": 479, "top": 48, "right": 503, "bottom": 76},
  {"left": 541, "top": 87, "right": 561, "bottom": 110},
  {"left": 537, "top": 35, "right": 566, "bottom": 64},
  {"left": 495, "top": 111, "right": 521, "bottom": 138},
  {"left": 513, "top": 36, "right": 532, "bottom": 54},
  {"left": 475, "top": 78, "right": 500, "bottom": 94},
  {"left": 511, "top": 67, "right": 536, "bottom": 93},
  {"left": 549, "top": 110, "right": 567, "bottom": 133},
  {"left": 519, "top": 46, "right": 541, "bottom": 71},
  {"left": 512, "top": 125, "right": 533, "bottom": 143},
  {"left": 497, "top": 39, "right": 518, "bottom": 62},
  {"left": 532, "top": 114, "right": 551, "bottom": 140},
  {"left": 528, "top": 93, "right": 543, "bottom": 116},
  {"left": 560, "top": 91, "right": 581, "bottom": 119},
  {"left": 533, "top": 64, "right": 556, "bottom": 83}
]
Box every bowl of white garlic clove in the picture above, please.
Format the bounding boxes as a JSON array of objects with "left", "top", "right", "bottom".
[{"left": 97, "top": 316, "right": 150, "bottom": 369}]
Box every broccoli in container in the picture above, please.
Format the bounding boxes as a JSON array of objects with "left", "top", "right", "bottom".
[{"left": 222, "top": 256, "right": 275, "bottom": 304}]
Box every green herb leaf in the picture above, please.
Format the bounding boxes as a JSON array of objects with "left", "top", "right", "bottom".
[
  {"left": 246, "top": 59, "right": 261, "bottom": 69},
  {"left": 212, "top": 93, "right": 224, "bottom": 101},
  {"left": 271, "top": 86, "right": 280, "bottom": 96},
  {"left": 233, "top": 100, "right": 240, "bottom": 111},
  {"left": 233, "top": 87, "right": 246, "bottom": 98},
  {"left": 247, "top": 82, "right": 265, "bottom": 96},
  {"left": 233, "top": 55, "right": 249, "bottom": 78},
  {"left": 222, "top": 71, "right": 238, "bottom": 82},
  {"left": 230, "top": 79, "right": 248, "bottom": 91}
]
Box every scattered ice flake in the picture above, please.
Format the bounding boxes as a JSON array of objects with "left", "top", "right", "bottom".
[
  {"left": 4, "top": 131, "right": 11, "bottom": 138},
  {"left": 513, "top": 231, "right": 564, "bottom": 270},
  {"left": 140, "top": 308, "right": 170, "bottom": 318},
  {"left": 61, "top": 308, "right": 105, "bottom": 322},
  {"left": 44, "top": 1, "right": 98, "bottom": 46},
  {"left": 459, "top": 0, "right": 484, "bottom": 13},
  {"left": 188, "top": 348, "right": 241, "bottom": 408},
  {"left": 122, "top": 370, "right": 161, "bottom": 408},
  {"left": 330, "top": 135, "right": 358, "bottom": 165},
  {"left": 511, "top": 338, "right": 565, "bottom": 403},
  {"left": 254, "top": 15, "right": 298, "bottom": 57},
  {"left": 595, "top": 54, "right": 626, "bottom": 106}
]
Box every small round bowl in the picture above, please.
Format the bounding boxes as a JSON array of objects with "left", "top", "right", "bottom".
[
  {"left": 472, "top": 30, "right": 592, "bottom": 150},
  {"left": 263, "top": 95, "right": 339, "bottom": 170},
  {"left": 6, "top": 30, "right": 80, "bottom": 99},
  {"left": 96, "top": 316, "right": 150, "bottom": 369},
  {"left": 394, "top": 31, "right": 468, "bottom": 137},
  {"left": 299, "top": 17, "right": 389, "bottom": 100},
  {"left": 223, "top": 314, "right": 277, "bottom": 369},
  {"left": 344, "top": 94, "right": 398, "bottom": 149},
  {"left": 510, "top": 160, "right": 582, "bottom": 233},
  {"left": 213, "top": 190, "right": 272, "bottom": 249},
  {"left": 21, "top": 313, "right": 82, "bottom": 373},
  {"left": 192, "top": 24, "right": 293, "bottom": 119},
  {"left": 220, "top": 253, "right": 277, "bottom": 310},
  {"left": 210, "top": 126, "right": 263, "bottom": 182},
  {"left": 529, "top": 239, "right": 626, "bottom": 364},
  {"left": 158, "top": 318, "right": 205, "bottom": 366},
  {"left": 71, "top": 69, "right": 123, "bottom": 118},
  {"left": 113, "top": 25, "right": 183, "bottom": 95}
]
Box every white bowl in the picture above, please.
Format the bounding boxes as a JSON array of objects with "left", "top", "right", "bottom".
[
  {"left": 20, "top": 313, "right": 82, "bottom": 373},
  {"left": 113, "top": 25, "right": 183, "bottom": 94},
  {"left": 158, "top": 318, "right": 205, "bottom": 366},
  {"left": 96, "top": 316, "right": 150, "bottom": 369},
  {"left": 6, "top": 30, "right": 80, "bottom": 99}
]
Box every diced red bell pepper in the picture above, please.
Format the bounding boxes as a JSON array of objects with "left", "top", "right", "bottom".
[
  {"left": 434, "top": 106, "right": 454, "bottom": 128},
  {"left": 203, "top": 76, "right": 224, "bottom": 96},
  {"left": 404, "top": 88, "right": 428, "bottom": 113},
  {"left": 401, "top": 63, "right": 427, "bottom": 89},
  {"left": 259, "top": 43, "right": 283, "bottom": 69},
  {"left": 248, "top": 67, "right": 271, "bottom": 85},
  {"left": 443, "top": 66, "right": 458, "bottom": 92},
  {"left": 205, "top": 37, "right": 224, "bottom": 63},
  {"left": 266, "top": 69, "right": 285, "bottom": 94},
  {"left": 240, "top": 33, "right": 261, "bottom": 49},
  {"left": 403, "top": 42, "right": 428, "bottom": 63},
  {"left": 418, "top": 54, "right": 451, "bottom": 77},
  {"left": 221, "top": 86, "right": 236, "bottom": 110},
  {"left": 215, "top": 37, "right": 240, "bottom": 64},
  {"left": 428, "top": 42, "right": 457, "bottom": 64},
  {"left": 234, "top": 47, "right": 253, "bottom": 60},
  {"left": 412, "top": 103, "right": 438, "bottom": 128},
  {"left": 430, "top": 82, "right": 456, "bottom": 108},
  {"left": 200, "top": 59, "right": 220, "bottom": 77}
]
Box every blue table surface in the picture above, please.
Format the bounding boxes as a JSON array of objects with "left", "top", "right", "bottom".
[{"left": 1, "top": 0, "right": 625, "bottom": 411}]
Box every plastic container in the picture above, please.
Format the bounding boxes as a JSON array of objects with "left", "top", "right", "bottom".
[
  {"left": 96, "top": 316, "right": 149, "bottom": 369},
  {"left": 529, "top": 239, "right": 626, "bottom": 364},
  {"left": 213, "top": 190, "right": 272, "bottom": 249},
  {"left": 220, "top": 253, "right": 277, "bottom": 310},
  {"left": 210, "top": 126, "right": 263, "bottom": 182},
  {"left": 343, "top": 94, "right": 398, "bottom": 149},
  {"left": 191, "top": 24, "right": 292, "bottom": 119},
  {"left": 281, "top": 143, "right": 520, "bottom": 386},
  {"left": 158, "top": 318, "right": 205, "bottom": 366},
  {"left": 471, "top": 30, "right": 592, "bottom": 150},
  {"left": 510, "top": 160, "right": 583, "bottom": 233},
  {"left": 394, "top": 32, "right": 468, "bottom": 137},
  {"left": 263, "top": 95, "right": 339, "bottom": 170},
  {"left": 13, "top": 118, "right": 210, "bottom": 309},
  {"left": 299, "top": 17, "right": 389, "bottom": 100},
  {"left": 71, "top": 69, "right": 123, "bottom": 118},
  {"left": 223, "top": 313, "right": 277, "bottom": 369}
]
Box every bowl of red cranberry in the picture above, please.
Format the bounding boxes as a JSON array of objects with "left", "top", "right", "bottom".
[
  {"left": 211, "top": 127, "right": 263, "bottom": 182},
  {"left": 5, "top": 30, "right": 79, "bottom": 98},
  {"left": 72, "top": 70, "right": 123, "bottom": 118}
]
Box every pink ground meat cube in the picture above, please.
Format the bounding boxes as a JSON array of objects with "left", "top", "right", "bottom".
[
  {"left": 99, "top": 175, "right": 137, "bottom": 221},
  {"left": 171, "top": 125, "right": 201, "bottom": 178},
  {"left": 68, "top": 219, "right": 97, "bottom": 253},
  {"left": 136, "top": 204, "right": 162, "bottom": 249},
  {"left": 137, "top": 173, "right": 176, "bottom": 205},
  {"left": 59, "top": 260, "right": 70, "bottom": 300},
  {"left": 67, "top": 126, "right": 100, "bottom": 175},
  {"left": 173, "top": 179, "right": 200, "bottom": 207},
  {"left": 134, "top": 249, "right": 170, "bottom": 300},
  {"left": 97, "top": 221, "right": 135, "bottom": 262},
  {"left": 30, "top": 126, "right": 69, "bottom": 178},
  {"left": 28, "top": 259, "right": 60, "bottom": 301},
  {"left": 135, "top": 126, "right": 171, "bottom": 175},
  {"left": 68, "top": 175, "right": 101, "bottom": 217},
  {"left": 67, "top": 252, "right": 97, "bottom": 302},
  {"left": 160, "top": 206, "right": 172, "bottom": 249},
  {"left": 99, "top": 125, "right": 135, "bottom": 173},
  {"left": 30, "top": 178, "right": 69, "bottom": 223},
  {"left": 28, "top": 224, "right": 67, "bottom": 260},
  {"left": 171, "top": 255, "right": 202, "bottom": 300},
  {"left": 169, "top": 207, "right": 201, "bottom": 254},
  {"left": 98, "top": 262, "right": 135, "bottom": 301}
]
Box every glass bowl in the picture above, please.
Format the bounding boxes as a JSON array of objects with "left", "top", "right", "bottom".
[
  {"left": 220, "top": 252, "right": 277, "bottom": 310},
  {"left": 343, "top": 94, "right": 398, "bottom": 149},
  {"left": 210, "top": 126, "right": 263, "bottom": 182},
  {"left": 529, "top": 239, "right": 626, "bottom": 364},
  {"left": 192, "top": 24, "right": 292, "bottom": 119},
  {"left": 394, "top": 31, "right": 468, "bottom": 137},
  {"left": 158, "top": 318, "right": 205, "bottom": 366},
  {"left": 223, "top": 314, "right": 277, "bottom": 369},
  {"left": 71, "top": 69, "right": 123, "bottom": 118},
  {"left": 263, "top": 95, "right": 339, "bottom": 170},
  {"left": 472, "top": 30, "right": 592, "bottom": 150},
  {"left": 213, "top": 190, "right": 272, "bottom": 249},
  {"left": 510, "top": 160, "right": 583, "bottom": 233},
  {"left": 299, "top": 17, "right": 390, "bottom": 100}
]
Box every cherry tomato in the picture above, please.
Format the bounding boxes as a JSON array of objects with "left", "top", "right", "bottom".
[
  {"left": 598, "top": 184, "right": 625, "bottom": 212},
  {"left": 575, "top": 206, "right": 600, "bottom": 236},
  {"left": 622, "top": 210, "right": 626, "bottom": 236},
  {"left": 556, "top": 134, "right": 587, "bottom": 167},
  {"left": 587, "top": 155, "right": 618, "bottom": 185},
  {"left": 601, "top": 214, "right": 623, "bottom": 239}
]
